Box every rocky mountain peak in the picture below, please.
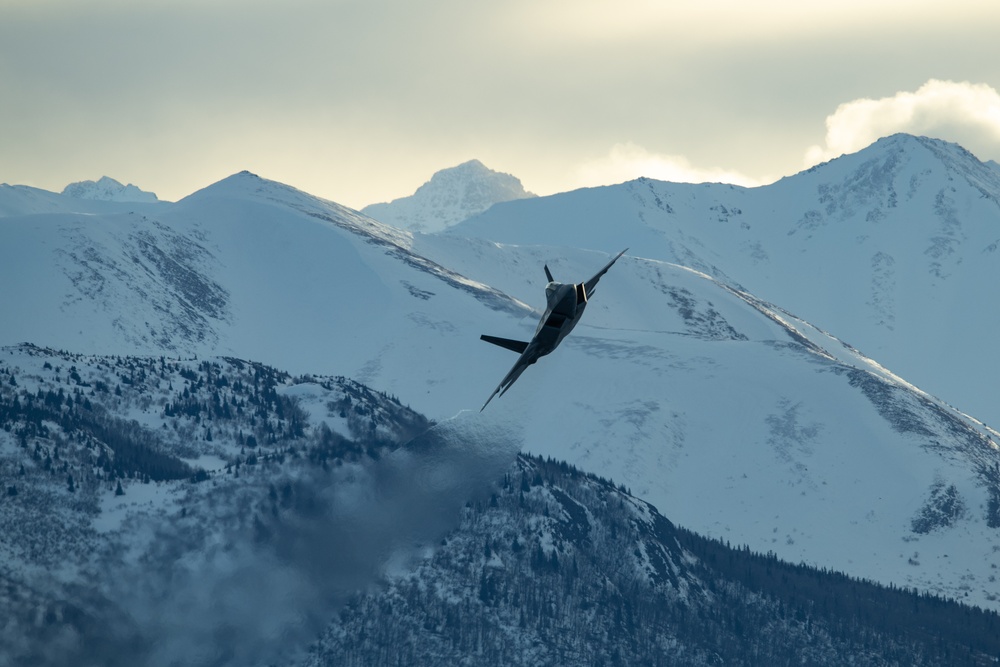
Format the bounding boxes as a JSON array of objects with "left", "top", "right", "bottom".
[
  {"left": 61, "top": 176, "right": 159, "bottom": 203},
  {"left": 362, "top": 160, "right": 535, "bottom": 232}
]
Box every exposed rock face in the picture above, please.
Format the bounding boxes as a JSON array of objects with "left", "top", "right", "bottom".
[
  {"left": 62, "top": 176, "right": 158, "bottom": 203},
  {"left": 362, "top": 160, "right": 535, "bottom": 232}
]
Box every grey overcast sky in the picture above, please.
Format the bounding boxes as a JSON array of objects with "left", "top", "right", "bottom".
[{"left": 3, "top": 0, "right": 1000, "bottom": 208}]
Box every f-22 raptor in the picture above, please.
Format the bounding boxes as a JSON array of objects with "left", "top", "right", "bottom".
[{"left": 480, "top": 249, "right": 627, "bottom": 410}]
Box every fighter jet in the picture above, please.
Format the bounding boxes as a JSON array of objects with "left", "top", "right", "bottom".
[{"left": 480, "top": 249, "right": 627, "bottom": 410}]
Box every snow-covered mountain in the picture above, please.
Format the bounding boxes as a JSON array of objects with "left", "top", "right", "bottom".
[
  {"left": 448, "top": 134, "right": 1000, "bottom": 429},
  {"left": 2, "top": 347, "right": 997, "bottom": 665},
  {"left": 0, "top": 346, "right": 487, "bottom": 665},
  {"left": 0, "top": 170, "right": 523, "bottom": 366},
  {"left": 2, "top": 138, "right": 1000, "bottom": 618},
  {"left": 313, "top": 454, "right": 1000, "bottom": 666},
  {"left": 362, "top": 159, "right": 535, "bottom": 232},
  {"left": 61, "top": 176, "right": 159, "bottom": 203}
]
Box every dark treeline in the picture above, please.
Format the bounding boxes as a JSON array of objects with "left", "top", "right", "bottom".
[
  {"left": 536, "top": 454, "right": 1000, "bottom": 662},
  {"left": 675, "top": 526, "right": 1000, "bottom": 663},
  {"left": 0, "top": 382, "right": 192, "bottom": 482}
]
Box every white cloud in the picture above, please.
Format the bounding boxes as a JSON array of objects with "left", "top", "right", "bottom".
[
  {"left": 574, "top": 143, "right": 764, "bottom": 189},
  {"left": 805, "top": 80, "right": 1000, "bottom": 166}
]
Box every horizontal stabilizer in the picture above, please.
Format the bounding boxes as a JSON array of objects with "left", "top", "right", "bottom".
[{"left": 481, "top": 335, "right": 529, "bottom": 354}]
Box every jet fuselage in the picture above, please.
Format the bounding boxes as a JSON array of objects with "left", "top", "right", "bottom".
[
  {"left": 526, "top": 281, "right": 586, "bottom": 360},
  {"left": 479, "top": 249, "right": 625, "bottom": 410}
]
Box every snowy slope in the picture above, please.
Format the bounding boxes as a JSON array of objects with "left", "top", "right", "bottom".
[
  {"left": 411, "top": 237, "right": 1000, "bottom": 609},
  {"left": 450, "top": 134, "right": 1000, "bottom": 428},
  {"left": 0, "top": 171, "right": 526, "bottom": 408},
  {"left": 362, "top": 159, "right": 535, "bottom": 232},
  {"left": 2, "top": 159, "right": 1000, "bottom": 610}
]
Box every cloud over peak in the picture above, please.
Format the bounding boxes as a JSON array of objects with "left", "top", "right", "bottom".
[
  {"left": 575, "top": 142, "right": 765, "bottom": 190},
  {"left": 805, "top": 80, "right": 1000, "bottom": 167}
]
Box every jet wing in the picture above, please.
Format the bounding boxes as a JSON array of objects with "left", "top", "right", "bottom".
[
  {"left": 480, "top": 352, "right": 533, "bottom": 411},
  {"left": 583, "top": 248, "right": 628, "bottom": 298}
]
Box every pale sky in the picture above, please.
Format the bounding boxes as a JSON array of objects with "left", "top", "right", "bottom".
[{"left": 3, "top": 0, "right": 1000, "bottom": 208}]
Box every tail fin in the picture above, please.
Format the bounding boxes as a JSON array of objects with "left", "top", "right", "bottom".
[
  {"left": 480, "top": 335, "right": 529, "bottom": 354},
  {"left": 544, "top": 265, "right": 554, "bottom": 283}
]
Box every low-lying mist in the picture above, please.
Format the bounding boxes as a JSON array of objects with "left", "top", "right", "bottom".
[{"left": 10, "top": 411, "right": 520, "bottom": 667}]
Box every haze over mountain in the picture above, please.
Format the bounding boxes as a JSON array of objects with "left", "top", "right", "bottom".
[
  {"left": 2, "top": 136, "right": 1000, "bottom": 620},
  {"left": 362, "top": 159, "right": 535, "bottom": 232}
]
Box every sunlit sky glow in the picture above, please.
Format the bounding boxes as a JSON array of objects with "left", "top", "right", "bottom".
[{"left": 2, "top": 1, "right": 1000, "bottom": 207}]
